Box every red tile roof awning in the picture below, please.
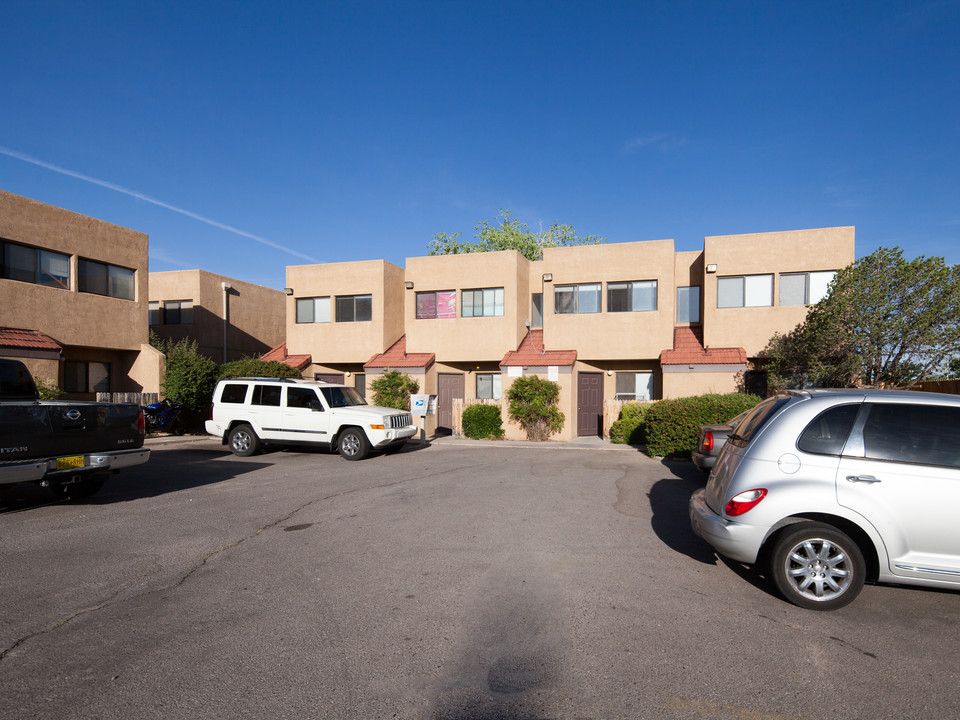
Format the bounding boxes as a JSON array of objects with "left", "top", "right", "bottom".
[
  {"left": 0, "top": 327, "right": 62, "bottom": 352},
  {"left": 261, "top": 342, "right": 312, "bottom": 372},
  {"left": 660, "top": 327, "right": 746, "bottom": 365},
  {"left": 365, "top": 336, "right": 435, "bottom": 370},
  {"left": 501, "top": 329, "right": 577, "bottom": 368}
]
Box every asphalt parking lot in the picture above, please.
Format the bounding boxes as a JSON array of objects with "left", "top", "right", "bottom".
[{"left": 2, "top": 437, "right": 959, "bottom": 719}]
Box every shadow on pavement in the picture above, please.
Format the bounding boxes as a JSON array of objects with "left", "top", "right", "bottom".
[{"left": 648, "top": 458, "right": 717, "bottom": 565}]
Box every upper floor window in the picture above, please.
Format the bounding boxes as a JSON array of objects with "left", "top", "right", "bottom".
[
  {"left": 297, "top": 296, "right": 331, "bottom": 323},
  {"left": 717, "top": 274, "right": 772, "bottom": 308},
  {"left": 677, "top": 286, "right": 701, "bottom": 323},
  {"left": 78, "top": 258, "right": 135, "bottom": 300},
  {"left": 555, "top": 283, "right": 600, "bottom": 314},
  {"left": 779, "top": 271, "right": 835, "bottom": 306},
  {"left": 163, "top": 300, "right": 193, "bottom": 325},
  {"left": 1, "top": 239, "right": 70, "bottom": 290},
  {"left": 608, "top": 280, "right": 657, "bottom": 312},
  {"left": 416, "top": 290, "right": 457, "bottom": 319},
  {"left": 463, "top": 288, "right": 504, "bottom": 317},
  {"left": 336, "top": 294, "right": 372, "bottom": 323}
]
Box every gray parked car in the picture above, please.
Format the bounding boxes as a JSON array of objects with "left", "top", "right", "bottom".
[
  {"left": 689, "top": 389, "right": 960, "bottom": 610},
  {"left": 692, "top": 411, "right": 748, "bottom": 473}
]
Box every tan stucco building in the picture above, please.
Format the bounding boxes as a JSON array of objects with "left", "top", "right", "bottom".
[
  {"left": 283, "top": 226, "right": 855, "bottom": 440},
  {"left": 149, "top": 269, "right": 285, "bottom": 364},
  {"left": 0, "top": 189, "right": 162, "bottom": 397}
]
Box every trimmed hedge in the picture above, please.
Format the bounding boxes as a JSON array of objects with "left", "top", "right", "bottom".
[
  {"left": 219, "top": 357, "right": 302, "bottom": 379},
  {"left": 461, "top": 403, "right": 505, "bottom": 440},
  {"left": 609, "top": 402, "right": 650, "bottom": 445},
  {"left": 644, "top": 393, "right": 761, "bottom": 458}
]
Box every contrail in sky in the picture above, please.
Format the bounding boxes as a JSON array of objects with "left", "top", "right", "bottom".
[{"left": 0, "top": 145, "right": 321, "bottom": 263}]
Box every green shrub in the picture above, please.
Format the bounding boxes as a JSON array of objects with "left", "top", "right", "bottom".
[
  {"left": 507, "top": 376, "right": 564, "bottom": 441},
  {"left": 161, "top": 338, "right": 219, "bottom": 426},
  {"left": 219, "top": 357, "right": 301, "bottom": 379},
  {"left": 461, "top": 403, "right": 505, "bottom": 440},
  {"left": 609, "top": 402, "right": 650, "bottom": 445},
  {"left": 370, "top": 370, "right": 419, "bottom": 411},
  {"left": 644, "top": 393, "right": 761, "bottom": 458},
  {"left": 34, "top": 376, "right": 65, "bottom": 400}
]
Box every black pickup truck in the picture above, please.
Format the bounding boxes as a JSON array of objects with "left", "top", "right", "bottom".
[{"left": 0, "top": 358, "right": 150, "bottom": 499}]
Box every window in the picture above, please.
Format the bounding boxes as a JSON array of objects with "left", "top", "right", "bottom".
[
  {"left": 779, "top": 271, "right": 836, "bottom": 306},
  {"left": 416, "top": 291, "right": 457, "bottom": 319},
  {"left": 615, "top": 372, "right": 654, "bottom": 401},
  {"left": 717, "top": 274, "right": 773, "bottom": 308},
  {"left": 608, "top": 281, "right": 657, "bottom": 312},
  {"left": 555, "top": 283, "right": 601, "bottom": 314},
  {"left": 336, "top": 294, "right": 372, "bottom": 322},
  {"left": 320, "top": 386, "right": 367, "bottom": 408},
  {"left": 462, "top": 288, "right": 504, "bottom": 317},
  {"left": 798, "top": 405, "right": 860, "bottom": 456},
  {"left": 219, "top": 384, "right": 249, "bottom": 404},
  {"left": 64, "top": 361, "right": 110, "bottom": 394},
  {"left": 476, "top": 373, "right": 502, "bottom": 400},
  {"left": 78, "top": 259, "right": 135, "bottom": 300},
  {"left": 162, "top": 300, "right": 193, "bottom": 325},
  {"left": 149, "top": 302, "right": 161, "bottom": 326},
  {"left": 297, "top": 297, "right": 331, "bottom": 323},
  {"left": 252, "top": 384, "right": 282, "bottom": 406},
  {"left": 287, "top": 387, "right": 322, "bottom": 410},
  {"left": 677, "top": 286, "right": 701, "bottom": 323},
  {"left": 862, "top": 403, "right": 960, "bottom": 468},
  {"left": 531, "top": 293, "right": 543, "bottom": 328},
  {"left": 1, "top": 240, "right": 70, "bottom": 290}
]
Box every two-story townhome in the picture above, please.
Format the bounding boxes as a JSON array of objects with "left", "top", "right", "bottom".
[
  {"left": 282, "top": 226, "right": 855, "bottom": 441},
  {"left": 0, "top": 189, "right": 162, "bottom": 397},
  {"left": 149, "top": 269, "right": 285, "bottom": 364}
]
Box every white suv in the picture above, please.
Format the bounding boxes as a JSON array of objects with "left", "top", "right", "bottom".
[{"left": 205, "top": 377, "right": 416, "bottom": 461}]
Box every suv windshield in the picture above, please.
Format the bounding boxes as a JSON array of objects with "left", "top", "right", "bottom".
[{"left": 320, "top": 386, "right": 367, "bottom": 408}]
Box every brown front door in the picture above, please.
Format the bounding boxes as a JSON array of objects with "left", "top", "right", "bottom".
[
  {"left": 437, "top": 373, "right": 465, "bottom": 434},
  {"left": 577, "top": 372, "right": 604, "bottom": 437}
]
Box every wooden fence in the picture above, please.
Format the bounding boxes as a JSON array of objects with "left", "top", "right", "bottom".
[
  {"left": 96, "top": 392, "right": 160, "bottom": 405},
  {"left": 915, "top": 379, "right": 960, "bottom": 396}
]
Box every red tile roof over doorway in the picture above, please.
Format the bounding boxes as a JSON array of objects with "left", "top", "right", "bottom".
[
  {"left": 261, "top": 342, "right": 312, "bottom": 371},
  {"left": 365, "top": 335, "right": 435, "bottom": 370},
  {"left": 659, "top": 327, "right": 746, "bottom": 365},
  {"left": 500, "top": 329, "right": 577, "bottom": 367},
  {"left": 0, "top": 327, "right": 62, "bottom": 352}
]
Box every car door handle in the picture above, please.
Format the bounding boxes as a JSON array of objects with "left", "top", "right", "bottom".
[{"left": 846, "top": 475, "right": 881, "bottom": 484}]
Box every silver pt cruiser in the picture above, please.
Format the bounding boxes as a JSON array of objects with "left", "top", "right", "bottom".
[{"left": 689, "top": 389, "right": 960, "bottom": 610}]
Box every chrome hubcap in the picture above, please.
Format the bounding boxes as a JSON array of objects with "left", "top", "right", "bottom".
[{"left": 784, "top": 538, "right": 852, "bottom": 602}]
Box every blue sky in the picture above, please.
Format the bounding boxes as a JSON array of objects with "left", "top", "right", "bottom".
[{"left": 2, "top": 1, "right": 958, "bottom": 290}]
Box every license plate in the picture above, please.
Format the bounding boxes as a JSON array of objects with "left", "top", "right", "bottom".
[{"left": 56, "top": 455, "right": 85, "bottom": 470}]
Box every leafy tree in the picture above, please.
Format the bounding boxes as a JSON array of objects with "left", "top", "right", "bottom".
[
  {"left": 219, "top": 357, "right": 301, "bottom": 379},
  {"left": 762, "top": 247, "right": 960, "bottom": 390},
  {"left": 160, "top": 338, "right": 219, "bottom": 423},
  {"left": 428, "top": 209, "right": 604, "bottom": 261},
  {"left": 507, "top": 376, "right": 564, "bottom": 441},
  {"left": 370, "top": 370, "right": 419, "bottom": 410}
]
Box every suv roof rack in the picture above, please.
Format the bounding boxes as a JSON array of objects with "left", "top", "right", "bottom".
[{"left": 222, "top": 376, "right": 302, "bottom": 382}]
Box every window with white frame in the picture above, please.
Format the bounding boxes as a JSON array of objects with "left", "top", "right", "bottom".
[
  {"left": 779, "top": 271, "right": 836, "bottom": 306},
  {"left": 78, "top": 258, "right": 135, "bottom": 300},
  {"left": 336, "top": 294, "right": 372, "bottom": 322},
  {"left": 717, "top": 274, "right": 773, "bottom": 308},
  {"left": 296, "top": 296, "right": 331, "bottom": 323},
  {"left": 462, "top": 287, "right": 504, "bottom": 317},
  {"left": 476, "top": 373, "right": 502, "bottom": 400},
  {"left": 416, "top": 290, "right": 457, "bottom": 319},
  {"left": 677, "top": 286, "right": 701, "bottom": 323},
  {"left": 608, "top": 280, "right": 657, "bottom": 312},
  {"left": 555, "top": 283, "right": 601, "bottom": 314},
  {"left": 1, "top": 240, "right": 71, "bottom": 290},
  {"left": 161, "top": 300, "right": 193, "bottom": 325},
  {"left": 615, "top": 372, "right": 654, "bottom": 401}
]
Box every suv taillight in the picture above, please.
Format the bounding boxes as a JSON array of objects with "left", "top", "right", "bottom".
[
  {"left": 702, "top": 431, "right": 714, "bottom": 452},
  {"left": 725, "top": 489, "right": 767, "bottom": 516}
]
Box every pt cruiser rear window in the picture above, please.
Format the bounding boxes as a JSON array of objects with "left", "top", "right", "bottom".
[{"left": 797, "top": 404, "right": 860, "bottom": 456}]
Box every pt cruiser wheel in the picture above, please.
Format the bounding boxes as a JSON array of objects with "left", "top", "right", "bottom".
[
  {"left": 228, "top": 424, "right": 261, "bottom": 457},
  {"left": 769, "top": 522, "right": 866, "bottom": 611},
  {"left": 338, "top": 428, "right": 369, "bottom": 461}
]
